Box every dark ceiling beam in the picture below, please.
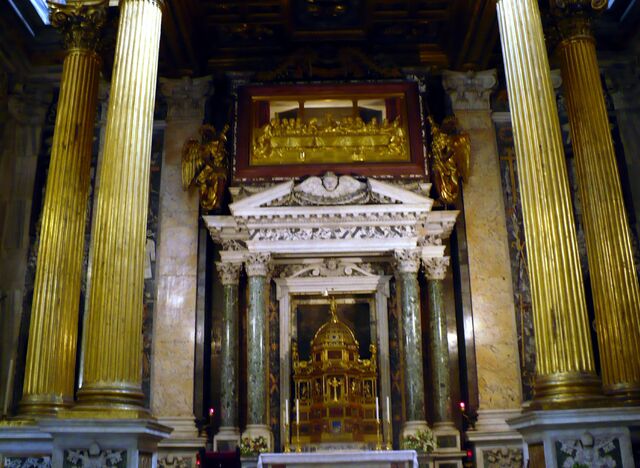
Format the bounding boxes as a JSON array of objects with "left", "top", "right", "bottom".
[
  {"left": 160, "top": 0, "right": 205, "bottom": 76},
  {"left": 446, "top": 0, "right": 498, "bottom": 70}
]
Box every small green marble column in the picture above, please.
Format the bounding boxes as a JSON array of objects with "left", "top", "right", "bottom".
[
  {"left": 424, "top": 257, "right": 453, "bottom": 427},
  {"left": 243, "top": 252, "right": 273, "bottom": 448},
  {"left": 215, "top": 262, "right": 241, "bottom": 446},
  {"left": 394, "top": 249, "right": 429, "bottom": 437}
]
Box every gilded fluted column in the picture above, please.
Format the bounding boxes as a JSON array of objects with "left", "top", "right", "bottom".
[
  {"left": 423, "top": 257, "right": 453, "bottom": 427},
  {"left": 496, "top": 0, "right": 601, "bottom": 408},
  {"left": 554, "top": 2, "right": 640, "bottom": 403},
  {"left": 75, "top": 0, "right": 164, "bottom": 414},
  {"left": 243, "top": 253, "right": 273, "bottom": 447},
  {"left": 19, "top": 1, "right": 106, "bottom": 416},
  {"left": 394, "top": 249, "right": 429, "bottom": 436},
  {"left": 216, "top": 262, "right": 241, "bottom": 438}
]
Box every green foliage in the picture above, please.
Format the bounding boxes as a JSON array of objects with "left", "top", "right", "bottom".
[{"left": 400, "top": 428, "right": 437, "bottom": 453}]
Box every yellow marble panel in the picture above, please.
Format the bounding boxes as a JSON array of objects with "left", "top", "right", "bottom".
[{"left": 458, "top": 111, "right": 522, "bottom": 409}]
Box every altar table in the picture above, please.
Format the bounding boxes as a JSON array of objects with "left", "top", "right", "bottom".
[{"left": 257, "top": 450, "right": 419, "bottom": 468}]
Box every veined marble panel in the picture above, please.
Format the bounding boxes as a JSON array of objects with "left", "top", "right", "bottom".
[{"left": 457, "top": 111, "right": 522, "bottom": 410}]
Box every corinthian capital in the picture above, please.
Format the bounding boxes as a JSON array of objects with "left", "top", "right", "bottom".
[
  {"left": 49, "top": 0, "right": 108, "bottom": 51},
  {"left": 217, "top": 262, "right": 241, "bottom": 285},
  {"left": 159, "top": 76, "right": 211, "bottom": 122},
  {"left": 244, "top": 253, "right": 272, "bottom": 277},
  {"left": 393, "top": 249, "right": 421, "bottom": 274},
  {"left": 442, "top": 69, "right": 497, "bottom": 111},
  {"left": 551, "top": 0, "right": 607, "bottom": 40},
  {"left": 423, "top": 256, "right": 450, "bottom": 281}
]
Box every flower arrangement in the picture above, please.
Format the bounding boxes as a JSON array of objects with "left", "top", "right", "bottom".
[
  {"left": 240, "top": 436, "right": 269, "bottom": 457},
  {"left": 401, "top": 428, "right": 437, "bottom": 453}
]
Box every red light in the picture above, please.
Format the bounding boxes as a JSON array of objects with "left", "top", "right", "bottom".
[
  {"left": 209, "top": 407, "right": 215, "bottom": 416},
  {"left": 466, "top": 449, "right": 473, "bottom": 458},
  {"left": 459, "top": 401, "right": 466, "bottom": 411}
]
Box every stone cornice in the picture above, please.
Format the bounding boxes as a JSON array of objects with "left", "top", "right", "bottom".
[{"left": 442, "top": 69, "right": 498, "bottom": 111}]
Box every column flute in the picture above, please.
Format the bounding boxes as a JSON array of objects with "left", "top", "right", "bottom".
[
  {"left": 75, "top": 0, "right": 164, "bottom": 415},
  {"left": 20, "top": 0, "right": 106, "bottom": 417},
  {"left": 553, "top": 0, "right": 640, "bottom": 404},
  {"left": 496, "top": 0, "right": 602, "bottom": 407}
]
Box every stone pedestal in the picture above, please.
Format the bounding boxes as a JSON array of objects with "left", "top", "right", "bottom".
[
  {"left": 508, "top": 408, "right": 640, "bottom": 467},
  {"left": 466, "top": 409, "right": 523, "bottom": 468},
  {"left": 39, "top": 419, "right": 171, "bottom": 468}
]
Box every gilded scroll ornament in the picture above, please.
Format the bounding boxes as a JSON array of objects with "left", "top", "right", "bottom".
[
  {"left": 427, "top": 115, "right": 471, "bottom": 204},
  {"left": 182, "top": 124, "right": 230, "bottom": 211},
  {"left": 251, "top": 115, "right": 409, "bottom": 165}
]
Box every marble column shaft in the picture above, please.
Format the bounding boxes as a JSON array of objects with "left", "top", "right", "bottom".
[
  {"left": 394, "top": 250, "right": 426, "bottom": 424},
  {"left": 20, "top": 1, "right": 106, "bottom": 416},
  {"left": 245, "top": 254, "right": 271, "bottom": 427},
  {"left": 424, "top": 257, "right": 453, "bottom": 426},
  {"left": 218, "top": 262, "right": 241, "bottom": 429},
  {"left": 556, "top": 13, "right": 640, "bottom": 402},
  {"left": 496, "top": 0, "right": 601, "bottom": 407},
  {"left": 77, "top": 0, "right": 164, "bottom": 413}
]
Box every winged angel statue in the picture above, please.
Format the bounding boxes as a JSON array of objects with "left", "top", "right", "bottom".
[
  {"left": 428, "top": 115, "right": 471, "bottom": 205},
  {"left": 182, "top": 124, "right": 229, "bottom": 211}
]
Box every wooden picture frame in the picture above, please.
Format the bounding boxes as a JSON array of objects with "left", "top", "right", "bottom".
[{"left": 234, "top": 82, "right": 426, "bottom": 179}]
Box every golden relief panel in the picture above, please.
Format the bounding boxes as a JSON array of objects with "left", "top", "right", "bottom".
[
  {"left": 236, "top": 82, "right": 426, "bottom": 178},
  {"left": 251, "top": 98, "right": 410, "bottom": 165}
]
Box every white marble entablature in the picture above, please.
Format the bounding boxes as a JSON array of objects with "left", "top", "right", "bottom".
[{"left": 204, "top": 174, "right": 458, "bottom": 260}]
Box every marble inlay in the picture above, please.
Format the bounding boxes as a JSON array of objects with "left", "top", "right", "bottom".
[
  {"left": 398, "top": 271, "right": 426, "bottom": 422},
  {"left": 427, "top": 278, "right": 451, "bottom": 423}
]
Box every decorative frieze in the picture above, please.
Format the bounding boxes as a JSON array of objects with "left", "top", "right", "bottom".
[
  {"left": 158, "top": 455, "right": 192, "bottom": 468},
  {"left": 483, "top": 448, "right": 523, "bottom": 468},
  {"left": 64, "top": 444, "right": 125, "bottom": 468},
  {"left": 3, "top": 457, "right": 51, "bottom": 468}
]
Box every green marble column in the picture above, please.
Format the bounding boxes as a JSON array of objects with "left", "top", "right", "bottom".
[
  {"left": 394, "top": 250, "right": 429, "bottom": 437},
  {"left": 243, "top": 253, "right": 273, "bottom": 448},
  {"left": 424, "top": 257, "right": 453, "bottom": 427},
  {"left": 217, "top": 262, "right": 241, "bottom": 432}
]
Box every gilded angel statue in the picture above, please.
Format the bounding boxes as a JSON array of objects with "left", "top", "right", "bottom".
[
  {"left": 428, "top": 115, "right": 471, "bottom": 204},
  {"left": 182, "top": 124, "right": 229, "bottom": 211}
]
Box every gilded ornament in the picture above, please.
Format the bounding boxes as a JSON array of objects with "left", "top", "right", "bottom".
[
  {"left": 251, "top": 115, "right": 409, "bottom": 165},
  {"left": 48, "top": 0, "right": 108, "bottom": 51},
  {"left": 427, "top": 115, "right": 470, "bottom": 205},
  {"left": 292, "top": 296, "right": 379, "bottom": 444},
  {"left": 182, "top": 124, "right": 230, "bottom": 211}
]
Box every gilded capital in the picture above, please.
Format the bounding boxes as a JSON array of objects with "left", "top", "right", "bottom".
[
  {"left": 423, "top": 256, "right": 450, "bottom": 281},
  {"left": 244, "top": 253, "right": 272, "bottom": 277},
  {"left": 217, "top": 262, "right": 241, "bottom": 285},
  {"left": 551, "top": 0, "right": 606, "bottom": 41},
  {"left": 49, "top": 0, "right": 108, "bottom": 51},
  {"left": 393, "top": 249, "right": 421, "bottom": 274}
]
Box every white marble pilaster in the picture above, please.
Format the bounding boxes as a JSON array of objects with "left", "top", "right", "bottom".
[
  {"left": 442, "top": 70, "right": 522, "bottom": 411},
  {"left": 151, "top": 76, "right": 210, "bottom": 450}
]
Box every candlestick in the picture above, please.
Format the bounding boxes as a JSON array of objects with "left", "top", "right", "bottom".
[
  {"left": 386, "top": 396, "right": 391, "bottom": 423},
  {"left": 295, "top": 421, "right": 302, "bottom": 453},
  {"left": 283, "top": 409, "right": 291, "bottom": 453},
  {"left": 375, "top": 419, "right": 382, "bottom": 451}
]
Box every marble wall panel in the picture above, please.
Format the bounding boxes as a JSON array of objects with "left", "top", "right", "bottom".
[
  {"left": 150, "top": 116, "right": 200, "bottom": 426},
  {"left": 457, "top": 111, "right": 522, "bottom": 410}
]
